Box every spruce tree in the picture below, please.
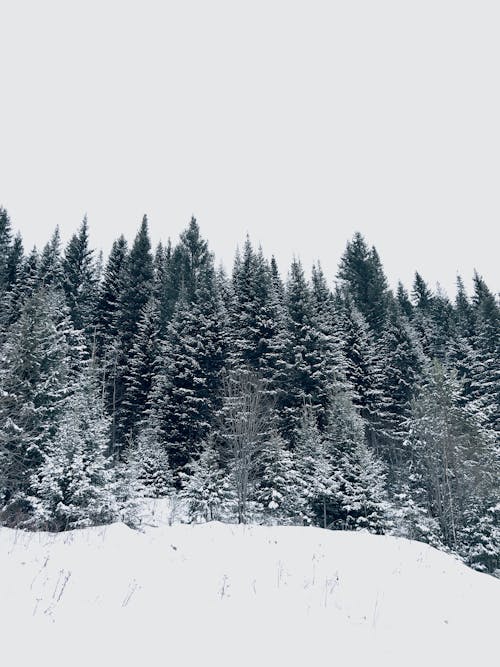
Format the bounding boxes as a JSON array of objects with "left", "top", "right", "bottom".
[
  {"left": 471, "top": 272, "right": 500, "bottom": 432},
  {"left": 330, "top": 438, "right": 389, "bottom": 534},
  {"left": 280, "top": 258, "right": 331, "bottom": 445},
  {"left": 63, "top": 216, "right": 98, "bottom": 336},
  {"left": 153, "top": 265, "right": 227, "bottom": 473},
  {"left": 254, "top": 433, "right": 303, "bottom": 524},
  {"left": 337, "top": 295, "right": 386, "bottom": 451},
  {"left": 324, "top": 388, "right": 389, "bottom": 534},
  {"left": 379, "top": 305, "right": 425, "bottom": 465},
  {"left": 95, "top": 235, "right": 128, "bottom": 358},
  {"left": 133, "top": 420, "right": 173, "bottom": 498},
  {"left": 180, "top": 440, "right": 235, "bottom": 522},
  {"left": 118, "top": 216, "right": 154, "bottom": 355},
  {"left": 121, "top": 296, "right": 161, "bottom": 439},
  {"left": 29, "top": 367, "right": 118, "bottom": 531},
  {"left": 114, "top": 217, "right": 154, "bottom": 450},
  {"left": 0, "top": 288, "right": 70, "bottom": 522},
  {"left": 310, "top": 262, "right": 349, "bottom": 430},
  {"left": 396, "top": 281, "right": 413, "bottom": 319},
  {"left": 337, "top": 232, "right": 391, "bottom": 332},
  {"left": 39, "top": 227, "right": 64, "bottom": 289},
  {"left": 0, "top": 207, "right": 13, "bottom": 297},
  {"left": 293, "top": 406, "right": 331, "bottom": 526},
  {"left": 229, "top": 239, "right": 286, "bottom": 410},
  {"left": 404, "top": 361, "right": 499, "bottom": 559}
]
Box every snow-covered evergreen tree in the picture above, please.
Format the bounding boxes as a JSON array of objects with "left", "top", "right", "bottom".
[
  {"left": 28, "top": 368, "right": 117, "bottom": 531},
  {"left": 0, "top": 288, "right": 71, "bottom": 522},
  {"left": 336, "top": 295, "right": 386, "bottom": 452},
  {"left": 133, "top": 421, "right": 173, "bottom": 499},
  {"left": 403, "top": 361, "right": 499, "bottom": 565},
  {"left": 254, "top": 433, "right": 303, "bottom": 524},
  {"left": 337, "top": 232, "right": 391, "bottom": 333},
  {"left": 379, "top": 305, "right": 425, "bottom": 466},
  {"left": 62, "top": 216, "right": 98, "bottom": 337},
  {"left": 293, "top": 407, "right": 331, "bottom": 525},
  {"left": 280, "top": 259, "right": 334, "bottom": 445},
  {"left": 121, "top": 296, "right": 161, "bottom": 440},
  {"left": 153, "top": 264, "right": 227, "bottom": 474},
  {"left": 180, "top": 441, "right": 235, "bottom": 522},
  {"left": 324, "top": 389, "right": 389, "bottom": 534}
]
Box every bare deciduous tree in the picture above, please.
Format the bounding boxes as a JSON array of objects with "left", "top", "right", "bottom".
[{"left": 221, "top": 369, "right": 272, "bottom": 523}]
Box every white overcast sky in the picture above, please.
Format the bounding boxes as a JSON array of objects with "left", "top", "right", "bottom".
[{"left": 1, "top": 1, "right": 498, "bottom": 295}]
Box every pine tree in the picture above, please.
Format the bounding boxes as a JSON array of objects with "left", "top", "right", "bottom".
[
  {"left": 153, "top": 265, "right": 227, "bottom": 473},
  {"left": 454, "top": 275, "right": 475, "bottom": 342},
  {"left": 379, "top": 305, "right": 425, "bottom": 465},
  {"left": 39, "top": 227, "right": 64, "bottom": 289},
  {"left": 404, "top": 361, "right": 499, "bottom": 559},
  {"left": 310, "top": 263, "right": 349, "bottom": 430},
  {"left": 323, "top": 388, "right": 389, "bottom": 534},
  {"left": 337, "top": 295, "right": 386, "bottom": 451},
  {"left": 113, "top": 217, "right": 154, "bottom": 450},
  {"left": 411, "top": 272, "right": 438, "bottom": 357},
  {"left": 471, "top": 272, "right": 500, "bottom": 432},
  {"left": 133, "top": 421, "right": 173, "bottom": 498},
  {"left": 337, "top": 232, "right": 391, "bottom": 332},
  {"left": 428, "top": 285, "right": 454, "bottom": 361},
  {"left": 175, "top": 216, "right": 211, "bottom": 301},
  {"left": 280, "top": 258, "right": 332, "bottom": 445},
  {"left": 330, "top": 438, "right": 389, "bottom": 534},
  {"left": 0, "top": 233, "right": 24, "bottom": 339},
  {"left": 396, "top": 281, "right": 413, "bottom": 319},
  {"left": 118, "top": 216, "right": 154, "bottom": 355},
  {"left": 229, "top": 239, "right": 286, "bottom": 411},
  {"left": 0, "top": 207, "right": 13, "bottom": 297},
  {"left": 95, "top": 235, "right": 128, "bottom": 357},
  {"left": 460, "top": 501, "right": 500, "bottom": 574},
  {"left": 121, "top": 296, "right": 161, "bottom": 439},
  {"left": 254, "top": 433, "right": 303, "bottom": 524},
  {"left": 0, "top": 288, "right": 71, "bottom": 522},
  {"left": 293, "top": 407, "right": 331, "bottom": 526},
  {"left": 63, "top": 216, "right": 98, "bottom": 336},
  {"left": 180, "top": 441, "right": 235, "bottom": 522},
  {"left": 29, "top": 368, "right": 118, "bottom": 531},
  {"left": 270, "top": 255, "right": 285, "bottom": 303}
]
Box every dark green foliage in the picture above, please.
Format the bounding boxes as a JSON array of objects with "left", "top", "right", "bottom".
[
  {"left": 153, "top": 265, "right": 228, "bottom": 473},
  {"left": 0, "top": 207, "right": 13, "bottom": 296},
  {"left": 95, "top": 235, "right": 129, "bottom": 357},
  {"left": 404, "top": 362, "right": 499, "bottom": 558},
  {"left": 229, "top": 239, "right": 286, "bottom": 407},
  {"left": 63, "top": 216, "right": 98, "bottom": 336},
  {"left": 396, "top": 281, "right": 413, "bottom": 319},
  {"left": 28, "top": 367, "right": 117, "bottom": 531},
  {"left": 0, "top": 289, "right": 71, "bottom": 520},
  {"left": 0, "top": 209, "right": 497, "bottom": 572},
  {"left": 379, "top": 305, "right": 425, "bottom": 465},
  {"left": 113, "top": 217, "right": 154, "bottom": 449},
  {"left": 337, "top": 232, "right": 391, "bottom": 332},
  {"left": 121, "top": 297, "right": 161, "bottom": 438},
  {"left": 118, "top": 216, "right": 154, "bottom": 354},
  {"left": 39, "top": 228, "right": 64, "bottom": 289},
  {"left": 337, "top": 296, "right": 386, "bottom": 448}
]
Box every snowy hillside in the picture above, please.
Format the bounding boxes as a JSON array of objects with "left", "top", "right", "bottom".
[{"left": 1, "top": 503, "right": 498, "bottom": 667}]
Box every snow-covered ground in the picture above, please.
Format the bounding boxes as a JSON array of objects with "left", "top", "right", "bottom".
[{"left": 1, "top": 499, "right": 498, "bottom": 667}]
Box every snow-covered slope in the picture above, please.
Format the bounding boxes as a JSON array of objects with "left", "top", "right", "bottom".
[{"left": 1, "top": 503, "right": 498, "bottom": 667}]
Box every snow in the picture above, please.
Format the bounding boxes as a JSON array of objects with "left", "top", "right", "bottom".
[{"left": 0, "top": 502, "right": 498, "bottom": 667}]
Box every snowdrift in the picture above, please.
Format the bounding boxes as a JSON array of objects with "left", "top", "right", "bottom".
[{"left": 1, "top": 503, "right": 498, "bottom": 667}]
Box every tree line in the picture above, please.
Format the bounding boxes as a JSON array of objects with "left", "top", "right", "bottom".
[{"left": 0, "top": 208, "right": 498, "bottom": 575}]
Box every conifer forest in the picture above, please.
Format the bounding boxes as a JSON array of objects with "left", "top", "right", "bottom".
[{"left": 0, "top": 207, "right": 498, "bottom": 576}]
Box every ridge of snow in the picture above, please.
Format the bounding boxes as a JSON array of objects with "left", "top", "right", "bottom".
[{"left": 0, "top": 505, "right": 498, "bottom": 667}]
